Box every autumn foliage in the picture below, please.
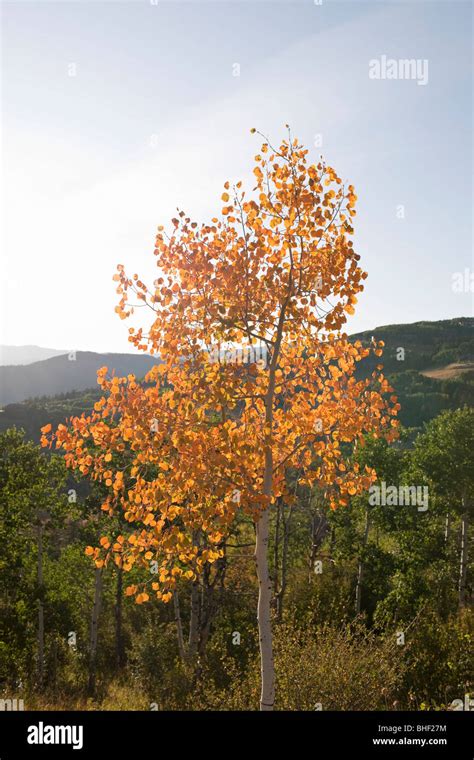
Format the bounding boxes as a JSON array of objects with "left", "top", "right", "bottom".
[{"left": 41, "top": 129, "right": 399, "bottom": 644}]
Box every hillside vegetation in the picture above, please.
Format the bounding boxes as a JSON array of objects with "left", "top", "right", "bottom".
[{"left": 1, "top": 318, "right": 472, "bottom": 440}]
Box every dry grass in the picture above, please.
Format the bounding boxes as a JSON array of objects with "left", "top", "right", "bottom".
[
  {"left": 421, "top": 362, "right": 474, "bottom": 380},
  {"left": 9, "top": 683, "right": 150, "bottom": 711}
]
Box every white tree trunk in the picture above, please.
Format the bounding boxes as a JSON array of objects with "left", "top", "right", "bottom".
[
  {"left": 188, "top": 579, "right": 200, "bottom": 659},
  {"left": 88, "top": 567, "right": 103, "bottom": 694},
  {"left": 37, "top": 523, "right": 45, "bottom": 688},
  {"left": 254, "top": 295, "right": 288, "bottom": 711},
  {"left": 114, "top": 563, "right": 125, "bottom": 669},
  {"left": 444, "top": 512, "right": 451, "bottom": 544},
  {"left": 173, "top": 590, "right": 186, "bottom": 663},
  {"left": 255, "top": 505, "right": 275, "bottom": 711},
  {"left": 458, "top": 502, "right": 469, "bottom": 607},
  {"left": 355, "top": 507, "right": 370, "bottom": 615}
]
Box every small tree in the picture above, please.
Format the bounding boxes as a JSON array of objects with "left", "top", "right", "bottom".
[
  {"left": 43, "top": 129, "right": 399, "bottom": 709},
  {"left": 0, "top": 428, "right": 68, "bottom": 689},
  {"left": 411, "top": 407, "right": 474, "bottom": 607}
]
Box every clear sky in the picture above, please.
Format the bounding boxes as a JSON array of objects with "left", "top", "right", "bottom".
[{"left": 1, "top": 0, "right": 472, "bottom": 353}]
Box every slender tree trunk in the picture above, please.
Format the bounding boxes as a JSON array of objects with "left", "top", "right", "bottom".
[
  {"left": 37, "top": 523, "right": 45, "bottom": 689},
  {"left": 309, "top": 513, "right": 318, "bottom": 576},
  {"left": 198, "top": 568, "right": 214, "bottom": 658},
  {"left": 254, "top": 294, "right": 289, "bottom": 711},
  {"left": 329, "top": 525, "right": 336, "bottom": 553},
  {"left": 276, "top": 503, "right": 293, "bottom": 622},
  {"left": 309, "top": 508, "right": 329, "bottom": 580},
  {"left": 458, "top": 500, "right": 469, "bottom": 608},
  {"left": 255, "top": 505, "right": 274, "bottom": 710},
  {"left": 173, "top": 590, "right": 186, "bottom": 663},
  {"left": 255, "top": 393, "right": 276, "bottom": 710},
  {"left": 355, "top": 507, "right": 370, "bottom": 615},
  {"left": 188, "top": 579, "right": 200, "bottom": 659},
  {"left": 444, "top": 512, "right": 451, "bottom": 544},
  {"left": 50, "top": 636, "right": 58, "bottom": 695},
  {"left": 88, "top": 567, "right": 103, "bottom": 695},
  {"left": 197, "top": 550, "right": 227, "bottom": 658},
  {"left": 114, "top": 563, "right": 125, "bottom": 669},
  {"left": 273, "top": 498, "right": 281, "bottom": 599}
]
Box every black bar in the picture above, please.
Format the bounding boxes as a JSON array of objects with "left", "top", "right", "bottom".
[{"left": 0, "top": 710, "right": 472, "bottom": 757}]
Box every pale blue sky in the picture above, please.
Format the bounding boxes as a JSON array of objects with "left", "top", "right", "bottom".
[{"left": 1, "top": 0, "right": 472, "bottom": 353}]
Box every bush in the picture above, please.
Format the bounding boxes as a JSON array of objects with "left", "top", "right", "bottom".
[
  {"left": 192, "top": 619, "right": 403, "bottom": 710},
  {"left": 400, "top": 608, "right": 474, "bottom": 709}
]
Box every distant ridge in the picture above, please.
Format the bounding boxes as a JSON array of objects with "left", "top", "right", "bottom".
[
  {"left": 0, "top": 351, "right": 159, "bottom": 405},
  {"left": 1, "top": 318, "right": 472, "bottom": 410},
  {"left": 349, "top": 316, "right": 474, "bottom": 374},
  {"left": 0, "top": 345, "right": 68, "bottom": 366}
]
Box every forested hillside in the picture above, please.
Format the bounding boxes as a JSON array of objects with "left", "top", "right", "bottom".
[
  {"left": 352, "top": 317, "right": 474, "bottom": 427},
  {"left": 0, "top": 319, "right": 472, "bottom": 711},
  {"left": 352, "top": 317, "right": 474, "bottom": 372},
  {"left": 1, "top": 318, "right": 472, "bottom": 440},
  {"left": 1, "top": 412, "right": 472, "bottom": 711}
]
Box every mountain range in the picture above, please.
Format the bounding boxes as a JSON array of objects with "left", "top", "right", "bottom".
[
  {"left": 0, "top": 345, "right": 69, "bottom": 366},
  {"left": 0, "top": 351, "right": 159, "bottom": 406}
]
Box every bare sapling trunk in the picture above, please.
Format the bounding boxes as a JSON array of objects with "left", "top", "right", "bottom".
[
  {"left": 188, "top": 579, "right": 200, "bottom": 660},
  {"left": 255, "top": 499, "right": 274, "bottom": 710},
  {"left": 254, "top": 298, "right": 288, "bottom": 711},
  {"left": 173, "top": 590, "right": 187, "bottom": 663},
  {"left": 276, "top": 502, "right": 293, "bottom": 622},
  {"left": 114, "top": 562, "right": 126, "bottom": 669},
  {"left": 444, "top": 512, "right": 451, "bottom": 545},
  {"left": 37, "top": 523, "right": 45, "bottom": 689},
  {"left": 355, "top": 507, "right": 370, "bottom": 615},
  {"left": 458, "top": 497, "right": 469, "bottom": 607},
  {"left": 88, "top": 566, "right": 103, "bottom": 695},
  {"left": 254, "top": 431, "right": 276, "bottom": 710},
  {"left": 198, "top": 552, "right": 227, "bottom": 657},
  {"left": 309, "top": 507, "right": 329, "bottom": 580},
  {"left": 50, "top": 636, "right": 58, "bottom": 694},
  {"left": 273, "top": 498, "right": 281, "bottom": 599}
]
